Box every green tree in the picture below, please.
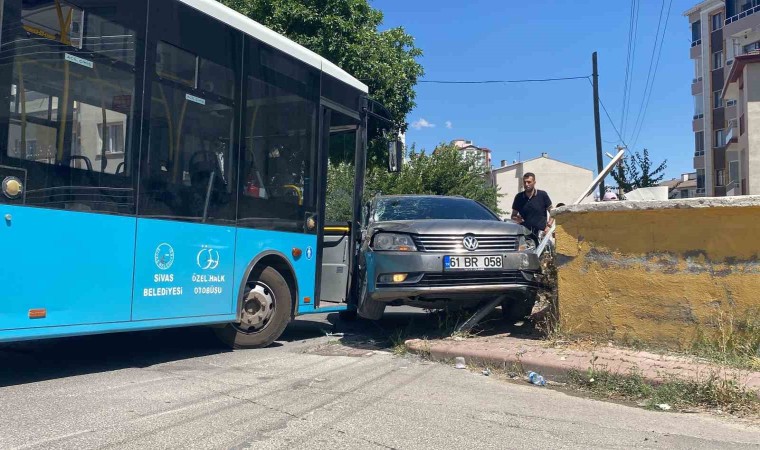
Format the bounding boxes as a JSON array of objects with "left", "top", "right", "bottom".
[
  {"left": 219, "top": 0, "right": 423, "bottom": 165},
  {"left": 611, "top": 148, "right": 667, "bottom": 193},
  {"left": 326, "top": 143, "right": 501, "bottom": 222}
]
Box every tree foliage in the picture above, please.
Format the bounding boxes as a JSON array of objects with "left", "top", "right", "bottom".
[
  {"left": 219, "top": 0, "right": 423, "bottom": 165},
  {"left": 326, "top": 143, "right": 501, "bottom": 222},
  {"left": 611, "top": 148, "right": 667, "bottom": 193}
]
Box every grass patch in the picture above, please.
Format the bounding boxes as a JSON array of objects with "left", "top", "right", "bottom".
[
  {"left": 389, "top": 329, "right": 409, "bottom": 356},
  {"left": 690, "top": 311, "right": 760, "bottom": 371},
  {"left": 567, "top": 366, "right": 760, "bottom": 416}
]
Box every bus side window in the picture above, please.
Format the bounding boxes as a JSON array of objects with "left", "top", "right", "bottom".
[
  {"left": 0, "top": 0, "right": 143, "bottom": 215},
  {"left": 238, "top": 42, "right": 319, "bottom": 232},
  {"left": 138, "top": 2, "right": 240, "bottom": 225}
]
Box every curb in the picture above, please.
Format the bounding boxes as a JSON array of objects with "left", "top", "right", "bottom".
[
  {"left": 404, "top": 339, "right": 581, "bottom": 382},
  {"left": 404, "top": 338, "right": 760, "bottom": 393}
]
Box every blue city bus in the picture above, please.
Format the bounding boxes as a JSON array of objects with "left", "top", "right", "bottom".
[{"left": 0, "top": 0, "right": 397, "bottom": 348}]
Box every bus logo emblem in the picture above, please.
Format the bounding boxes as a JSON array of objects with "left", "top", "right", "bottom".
[
  {"left": 197, "top": 248, "right": 220, "bottom": 270},
  {"left": 154, "top": 243, "right": 175, "bottom": 270}
]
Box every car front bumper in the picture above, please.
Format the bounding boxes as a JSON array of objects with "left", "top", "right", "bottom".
[{"left": 365, "top": 250, "right": 541, "bottom": 302}]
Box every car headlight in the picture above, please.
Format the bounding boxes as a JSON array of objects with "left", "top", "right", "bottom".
[
  {"left": 372, "top": 233, "right": 417, "bottom": 251},
  {"left": 518, "top": 235, "right": 536, "bottom": 252}
]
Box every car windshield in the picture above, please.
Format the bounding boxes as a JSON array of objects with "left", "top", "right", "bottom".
[{"left": 373, "top": 197, "right": 499, "bottom": 222}]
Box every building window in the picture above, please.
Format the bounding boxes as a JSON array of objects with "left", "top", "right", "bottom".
[
  {"left": 713, "top": 90, "right": 724, "bottom": 108},
  {"left": 694, "top": 131, "right": 705, "bottom": 156},
  {"left": 726, "top": 99, "right": 737, "bottom": 107},
  {"left": 712, "top": 12, "right": 724, "bottom": 31},
  {"left": 694, "top": 94, "right": 704, "bottom": 117},
  {"left": 97, "top": 123, "right": 125, "bottom": 154},
  {"left": 716, "top": 169, "right": 726, "bottom": 187},
  {"left": 680, "top": 189, "right": 690, "bottom": 198},
  {"left": 729, "top": 160, "right": 740, "bottom": 185},
  {"left": 714, "top": 129, "right": 726, "bottom": 147},
  {"left": 692, "top": 20, "right": 701, "bottom": 44},
  {"left": 712, "top": 50, "right": 723, "bottom": 70},
  {"left": 696, "top": 169, "right": 706, "bottom": 194},
  {"left": 743, "top": 41, "right": 760, "bottom": 54}
]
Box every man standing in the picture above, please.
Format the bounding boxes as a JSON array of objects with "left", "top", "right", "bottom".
[{"left": 511, "top": 172, "right": 553, "bottom": 239}]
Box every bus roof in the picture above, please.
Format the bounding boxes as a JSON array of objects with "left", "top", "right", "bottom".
[{"left": 179, "top": 0, "right": 369, "bottom": 94}]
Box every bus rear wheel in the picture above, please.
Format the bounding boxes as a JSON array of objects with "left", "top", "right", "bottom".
[{"left": 215, "top": 266, "right": 292, "bottom": 349}]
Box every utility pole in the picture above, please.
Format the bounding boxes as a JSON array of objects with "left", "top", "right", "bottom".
[{"left": 592, "top": 52, "right": 605, "bottom": 199}]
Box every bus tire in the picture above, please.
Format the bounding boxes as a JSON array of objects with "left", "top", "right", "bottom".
[{"left": 215, "top": 266, "right": 292, "bottom": 349}]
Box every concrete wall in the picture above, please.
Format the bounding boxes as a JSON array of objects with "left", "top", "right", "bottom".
[
  {"left": 747, "top": 64, "right": 760, "bottom": 194},
  {"left": 493, "top": 157, "right": 593, "bottom": 218},
  {"left": 553, "top": 197, "right": 760, "bottom": 349}
]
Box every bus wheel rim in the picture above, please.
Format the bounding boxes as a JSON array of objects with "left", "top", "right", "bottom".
[{"left": 238, "top": 282, "right": 275, "bottom": 333}]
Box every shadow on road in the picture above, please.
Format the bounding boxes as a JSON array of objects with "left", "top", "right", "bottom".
[
  {"left": 0, "top": 305, "right": 541, "bottom": 387},
  {"left": 0, "top": 327, "right": 233, "bottom": 387},
  {"left": 325, "top": 306, "right": 543, "bottom": 352}
]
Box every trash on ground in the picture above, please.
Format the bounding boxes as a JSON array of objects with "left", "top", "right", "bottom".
[
  {"left": 528, "top": 371, "right": 546, "bottom": 386},
  {"left": 482, "top": 368, "right": 491, "bottom": 376},
  {"left": 454, "top": 357, "right": 467, "bottom": 369},
  {"left": 657, "top": 404, "right": 672, "bottom": 411}
]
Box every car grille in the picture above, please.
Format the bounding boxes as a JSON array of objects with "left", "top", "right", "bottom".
[
  {"left": 412, "top": 234, "right": 518, "bottom": 252},
  {"left": 416, "top": 271, "right": 531, "bottom": 287}
]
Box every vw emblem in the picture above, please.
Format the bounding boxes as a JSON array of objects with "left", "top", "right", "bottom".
[{"left": 462, "top": 235, "right": 479, "bottom": 251}]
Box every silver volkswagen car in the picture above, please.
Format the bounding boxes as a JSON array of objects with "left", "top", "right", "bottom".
[{"left": 355, "top": 195, "right": 542, "bottom": 321}]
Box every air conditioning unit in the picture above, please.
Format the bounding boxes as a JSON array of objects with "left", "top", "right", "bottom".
[{"left": 729, "top": 118, "right": 739, "bottom": 128}]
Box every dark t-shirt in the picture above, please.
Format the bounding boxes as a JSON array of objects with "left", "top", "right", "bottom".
[{"left": 512, "top": 189, "right": 552, "bottom": 234}]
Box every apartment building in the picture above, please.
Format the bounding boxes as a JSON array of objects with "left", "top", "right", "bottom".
[
  {"left": 450, "top": 139, "right": 492, "bottom": 169},
  {"left": 686, "top": 0, "right": 760, "bottom": 196}
]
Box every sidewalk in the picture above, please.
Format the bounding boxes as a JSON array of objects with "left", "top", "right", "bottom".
[{"left": 404, "top": 334, "right": 760, "bottom": 392}]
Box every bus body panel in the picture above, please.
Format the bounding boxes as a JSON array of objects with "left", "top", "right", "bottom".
[
  {"left": 131, "top": 219, "right": 236, "bottom": 321},
  {"left": 232, "top": 227, "right": 318, "bottom": 316},
  {"left": 0, "top": 205, "right": 136, "bottom": 331},
  {"left": 0, "top": 314, "right": 235, "bottom": 343}
]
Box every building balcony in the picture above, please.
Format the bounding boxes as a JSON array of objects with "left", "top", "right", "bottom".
[
  {"left": 690, "top": 42, "right": 702, "bottom": 59},
  {"left": 692, "top": 115, "right": 704, "bottom": 132},
  {"left": 691, "top": 78, "right": 703, "bottom": 95},
  {"left": 693, "top": 154, "right": 705, "bottom": 170}
]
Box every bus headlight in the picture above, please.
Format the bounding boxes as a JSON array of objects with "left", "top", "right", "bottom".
[{"left": 372, "top": 233, "right": 417, "bottom": 252}]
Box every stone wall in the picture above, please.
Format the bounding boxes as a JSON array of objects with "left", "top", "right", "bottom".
[{"left": 553, "top": 197, "right": 760, "bottom": 349}]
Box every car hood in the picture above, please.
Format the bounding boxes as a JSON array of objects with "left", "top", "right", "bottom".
[{"left": 368, "top": 219, "right": 529, "bottom": 236}]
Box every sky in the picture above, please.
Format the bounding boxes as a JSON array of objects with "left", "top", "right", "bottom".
[{"left": 372, "top": 0, "right": 697, "bottom": 181}]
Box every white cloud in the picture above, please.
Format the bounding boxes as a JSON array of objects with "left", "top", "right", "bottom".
[
  {"left": 445, "top": 120, "right": 453, "bottom": 129},
  {"left": 411, "top": 118, "right": 436, "bottom": 130}
]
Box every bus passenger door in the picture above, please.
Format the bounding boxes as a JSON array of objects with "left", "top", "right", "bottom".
[{"left": 317, "top": 106, "right": 361, "bottom": 306}]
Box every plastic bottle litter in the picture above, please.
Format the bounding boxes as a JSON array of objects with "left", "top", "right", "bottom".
[
  {"left": 528, "top": 371, "right": 546, "bottom": 386},
  {"left": 454, "top": 357, "right": 467, "bottom": 369},
  {"left": 482, "top": 368, "right": 491, "bottom": 376}
]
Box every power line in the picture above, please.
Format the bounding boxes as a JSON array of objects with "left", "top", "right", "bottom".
[
  {"left": 629, "top": 0, "right": 674, "bottom": 151},
  {"left": 628, "top": 0, "right": 668, "bottom": 148},
  {"left": 418, "top": 75, "right": 591, "bottom": 84},
  {"left": 622, "top": 0, "right": 640, "bottom": 139},
  {"left": 589, "top": 78, "right": 631, "bottom": 150},
  {"left": 621, "top": 0, "right": 635, "bottom": 133}
]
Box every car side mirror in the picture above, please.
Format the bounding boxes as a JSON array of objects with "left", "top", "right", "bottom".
[{"left": 388, "top": 139, "right": 403, "bottom": 173}]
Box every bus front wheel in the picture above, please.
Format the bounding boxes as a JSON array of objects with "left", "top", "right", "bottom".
[{"left": 215, "top": 266, "right": 292, "bottom": 349}]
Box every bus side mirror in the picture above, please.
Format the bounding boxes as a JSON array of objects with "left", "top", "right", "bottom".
[{"left": 388, "top": 140, "right": 403, "bottom": 173}]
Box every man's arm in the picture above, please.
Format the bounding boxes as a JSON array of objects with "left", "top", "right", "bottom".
[
  {"left": 511, "top": 195, "right": 523, "bottom": 223},
  {"left": 511, "top": 209, "right": 523, "bottom": 223},
  {"left": 544, "top": 192, "right": 554, "bottom": 228}
]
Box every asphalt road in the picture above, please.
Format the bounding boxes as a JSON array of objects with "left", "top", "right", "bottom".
[{"left": 1, "top": 307, "right": 759, "bottom": 450}]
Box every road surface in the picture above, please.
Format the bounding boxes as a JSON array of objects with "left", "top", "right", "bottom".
[{"left": 1, "top": 308, "right": 759, "bottom": 449}]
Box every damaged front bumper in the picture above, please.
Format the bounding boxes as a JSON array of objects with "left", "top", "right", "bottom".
[{"left": 365, "top": 250, "right": 541, "bottom": 302}]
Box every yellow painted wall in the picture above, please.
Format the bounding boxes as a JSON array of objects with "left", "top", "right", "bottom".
[{"left": 556, "top": 206, "right": 760, "bottom": 348}]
